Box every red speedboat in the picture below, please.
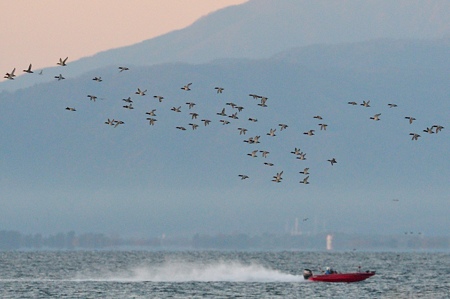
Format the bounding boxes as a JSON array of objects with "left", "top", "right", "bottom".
[{"left": 303, "top": 269, "right": 375, "bottom": 283}]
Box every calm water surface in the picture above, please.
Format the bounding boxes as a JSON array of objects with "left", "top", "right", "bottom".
[{"left": 0, "top": 251, "right": 449, "bottom": 298}]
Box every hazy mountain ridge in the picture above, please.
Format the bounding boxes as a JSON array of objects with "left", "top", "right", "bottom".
[
  {"left": 2, "top": 0, "right": 450, "bottom": 91},
  {"left": 1, "top": 39, "right": 449, "bottom": 236}
]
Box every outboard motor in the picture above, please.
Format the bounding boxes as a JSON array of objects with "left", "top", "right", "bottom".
[{"left": 303, "top": 269, "right": 313, "bottom": 280}]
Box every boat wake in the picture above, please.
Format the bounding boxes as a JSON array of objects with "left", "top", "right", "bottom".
[{"left": 76, "top": 260, "right": 305, "bottom": 283}]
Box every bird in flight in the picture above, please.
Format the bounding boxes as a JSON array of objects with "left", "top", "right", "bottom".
[
  {"left": 147, "top": 118, "right": 157, "bottom": 126},
  {"left": 299, "top": 176, "right": 310, "bottom": 184},
  {"left": 154, "top": 95, "right": 164, "bottom": 102},
  {"left": 279, "top": 124, "right": 288, "bottom": 131},
  {"left": 405, "top": 116, "right": 416, "bottom": 124},
  {"left": 54, "top": 74, "right": 65, "bottom": 81},
  {"left": 304, "top": 130, "right": 315, "bottom": 136},
  {"left": 57, "top": 57, "right": 68, "bottom": 66},
  {"left": 201, "top": 119, "right": 211, "bottom": 126},
  {"left": 361, "top": 100, "right": 370, "bottom": 107},
  {"left": 318, "top": 123, "right": 328, "bottom": 130},
  {"left": 23, "top": 64, "right": 33, "bottom": 74},
  {"left": 328, "top": 158, "right": 337, "bottom": 166},
  {"left": 267, "top": 128, "right": 276, "bottom": 137},
  {"left": 370, "top": 113, "right": 381, "bottom": 121},
  {"left": 410, "top": 133, "right": 421, "bottom": 140},
  {"left": 272, "top": 171, "right": 284, "bottom": 183},
  {"left": 181, "top": 83, "right": 192, "bottom": 91},
  {"left": 238, "top": 128, "right": 248, "bottom": 135},
  {"left": 135, "top": 88, "right": 147, "bottom": 96},
  {"left": 4, "top": 68, "right": 16, "bottom": 80},
  {"left": 299, "top": 168, "right": 310, "bottom": 175}
]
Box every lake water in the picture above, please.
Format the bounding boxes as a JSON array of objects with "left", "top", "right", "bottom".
[{"left": 0, "top": 251, "right": 449, "bottom": 298}]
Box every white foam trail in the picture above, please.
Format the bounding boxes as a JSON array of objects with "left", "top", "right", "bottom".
[{"left": 77, "top": 260, "right": 305, "bottom": 282}]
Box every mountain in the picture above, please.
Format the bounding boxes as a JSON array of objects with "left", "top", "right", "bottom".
[
  {"left": 1, "top": 39, "right": 449, "bottom": 238},
  {"left": 2, "top": 0, "right": 450, "bottom": 91}
]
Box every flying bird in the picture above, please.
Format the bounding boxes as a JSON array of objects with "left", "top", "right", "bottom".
[
  {"left": 299, "top": 176, "right": 310, "bottom": 184},
  {"left": 405, "top": 116, "right": 416, "bottom": 124},
  {"left": 279, "top": 124, "right": 288, "bottom": 131},
  {"left": 23, "top": 64, "right": 33, "bottom": 73},
  {"left": 370, "top": 113, "right": 381, "bottom": 121},
  {"left": 216, "top": 108, "right": 227, "bottom": 116},
  {"left": 328, "top": 158, "right": 337, "bottom": 166},
  {"left": 260, "top": 150, "right": 270, "bottom": 158},
  {"left": 87, "top": 95, "right": 98, "bottom": 102},
  {"left": 147, "top": 118, "right": 157, "bottom": 126},
  {"left": 118, "top": 66, "right": 129, "bottom": 72},
  {"left": 318, "top": 123, "right": 328, "bottom": 130},
  {"left": 423, "top": 127, "right": 434, "bottom": 134},
  {"left": 267, "top": 128, "right": 276, "bottom": 137},
  {"left": 188, "top": 123, "right": 199, "bottom": 130},
  {"left": 299, "top": 168, "right": 310, "bottom": 175},
  {"left": 215, "top": 87, "right": 224, "bottom": 93},
  {"left": 296, "top": 152, "right": 307, "bottom": 160},
  {"left": 145, "top": 109, "right": 157, "bottom": 116},
  {"left": 238, "top": 128, "right": 248, "bottom": 135},
  {"left": 201, "top": 119, "right": 211, "bottom": 126},
  {"left": 249, "top": 94, "right": 261, "bottom": 99},
  {"left": 272, "top": 171, "right": 284, "bottom": 183},
  {"left": 57, "top": 57, "right": 68, "bottom": 66},
  {"left": 229, "top": 112, "right": 239, "bottom": 119},
  {"left": 291, "top": 147, "right": 302, "bottom": 155},
  {"left": 186, "top": 102, "right": 196, "bottom": 109},
  {"left": 114, "top": 120, "right": 124, "bottom": 128},
  {"left": 238, "top": 174, "right": 249, "bottom": 180},
  {"left": 54, "top": 74, "right": 65, "bottom": 81},
  {"left": 258, "top": 97, "right": 268, "bottom": 107},
  {"left": 135, "top": 88, "right": 147, "bottom": 96},
  {"left": 65, "top": 107, "right": 76, "bottom": 111},
  {"left": 104, "top": 118, "right": 115, "bottom": 126},
  {"left": 247, "top": 150, "right": 258, "bottom": 158},
  {"left": 304, "top": 130, "right": 315, "bottom": 136},
  {"left": 154, "top": 95, "right": 164, "bottom": 102},
  {"left": 432, "top": 125, "right": 444, "bottom": 133},
  {"left": 361, "top": 100, "right": 370, "bottom": 107},
  {"left": 181, "top": 83, "right": 192, "bottom": 91},
  {"left": 4, "top": 68, "right": 16, "bottom": 80},
  {"left": 410, "top": 133, "right": 421, "bottom": 140}
]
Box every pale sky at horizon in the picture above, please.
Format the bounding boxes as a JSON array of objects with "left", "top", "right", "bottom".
[{"left": 1, "top": 0, "right": 247, "bottom": 79}]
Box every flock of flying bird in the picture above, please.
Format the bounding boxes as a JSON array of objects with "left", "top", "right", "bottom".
[{"left": 3, "top": 58, "right": 446, "bottom": 186}]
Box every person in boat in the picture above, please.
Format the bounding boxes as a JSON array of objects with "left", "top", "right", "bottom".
[{"left": 325, "top": 267, "right": 337, "bottom": 274}]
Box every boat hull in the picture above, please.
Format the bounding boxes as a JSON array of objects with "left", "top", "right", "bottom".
[{"left": 308, "top": 271, "right": 375, "bottom": 283}]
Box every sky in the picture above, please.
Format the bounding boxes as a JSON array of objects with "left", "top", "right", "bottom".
[
  {"left": 0, "top": 0, "right": 247, "bottom": 80},
  {"left": 1, "top": 0, "right": 449, "bottom": 240}
]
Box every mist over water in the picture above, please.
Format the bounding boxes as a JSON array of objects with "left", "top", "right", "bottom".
[{"left": 77, "top": 260, "right": 304, "bottom": 282}]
